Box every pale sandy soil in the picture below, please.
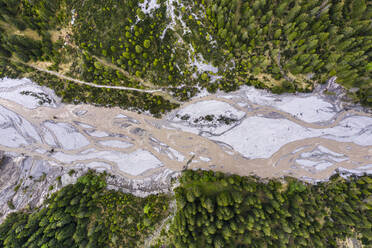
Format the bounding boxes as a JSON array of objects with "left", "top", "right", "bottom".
[{"left": 0, "top": 78, "right": 371, "bottom": 182}]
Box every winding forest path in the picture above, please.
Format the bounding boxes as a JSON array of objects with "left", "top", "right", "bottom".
[
  {"left": 88, "top": 55, "right": 180, "bottom": 103},
  {"left": 2, "top": 56, "right": 181, "bottom": 96},
  {"left": 30, "top": 64, "right": 164, "bottom": 93},
  {"left": 92, "top": 55, "right": 160, "bottom": 89},
  {"left": 5, "top": 56, "right": 182, "bottom": 103}
]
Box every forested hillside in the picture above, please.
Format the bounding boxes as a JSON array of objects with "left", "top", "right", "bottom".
[
  {"left": 0, "top": 171, "right": 170, "bottom": 248},
  {"left": 1, "top": 170, "right": 371, "bottom": 247},
  {"left": 0, "top": 0, "right": 371, "bottom": 116},
  {"left": 165, "top": 170, "right": 371, "bottom": 247}
]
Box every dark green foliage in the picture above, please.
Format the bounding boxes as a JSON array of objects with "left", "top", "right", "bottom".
[
  {"left": 196, "top": 0, "right": 371, "bottom": 98},
  {"left": 68, "top": 169, "right": 76, "bottom": 176},
  {"left": 6, "top": 200, "right": 15, "bottom": 210},
  {"left": 0, "top": 0, "right": 371, "bottom": 114},
  {"left": 357, "top": 87, "right": 372, "bottom": 107},
  {"left": 0, "top": 58, "right": 179, "bottom": 117},
  {"left": 1, "top": 169, "right": 371, "bottom": 247},
  {"left": 0, "top": 171, "right": 170, "bottom": 248},
  {"left": 168, "top": 170, "right": 372, "bottom": 247}
]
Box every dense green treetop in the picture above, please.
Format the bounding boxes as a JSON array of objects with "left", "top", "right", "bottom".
[
  {"left": 1, "top": 170, "right": 371, "bottom": 247},
  {"left": 0, "top": 0, "right": 371, "bottom": 115},
  {"left": 165, "top": 170, "right": 371, "bottom": 248},
  {"left": 0, "top": 171, "right": 170, "bottom": 248}
]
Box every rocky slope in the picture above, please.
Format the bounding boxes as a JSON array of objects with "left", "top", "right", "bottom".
[
  {"left": 0, "top": 76, "right": 371, "bottom": 223},
  {"left": 0, "top": 151, "right": 176, "bottom": 223}
]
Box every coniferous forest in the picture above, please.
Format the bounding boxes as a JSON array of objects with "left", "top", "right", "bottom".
[
  {"left": 0, "top": 1, "right": 371, "bottom": 247},
  {"left": 0, "top": 170, "right": 371, "bottom": 247},
  {"left": 0, "top": 171, "right": 170, "bottom": 248},
  {"left": 0, "top": 0, "right": 371, "bottom": 116},
  {"left": 167, "top": 170, "right": 371, "bottom": 248}
]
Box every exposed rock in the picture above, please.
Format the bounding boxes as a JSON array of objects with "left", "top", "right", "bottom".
[
  {"left": 316, "top": 77, "right": 370, "bottom": 113},
  {"left": 0, "top": 153, "right": 85, "bottom": 223},
  {"left": 0, "top": 152, "right": 177, "bottom": 224},
  {"left": 106, "top": 169, "right": 179, "bottom": 197},
  {"left": 130, "top": 127, "right": 146, "bottom": 136},
  {"left": 0, "top": 77, "right": 371, "bottom": 225}
]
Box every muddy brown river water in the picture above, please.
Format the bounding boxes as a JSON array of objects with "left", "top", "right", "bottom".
[{"left": 0, "top": 77, "right": 371, "bottom": 182}]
